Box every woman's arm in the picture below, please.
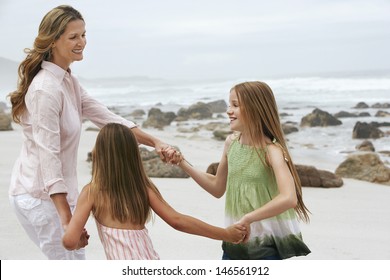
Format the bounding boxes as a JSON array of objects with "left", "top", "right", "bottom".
[
  {"left": 148, "top": 188, "right": 246, "bottom": 243},
  {"left": 130, "top": 126, "right": 169, "bottom": 160},
  {"left": 62, "top": 185, "right": 93, "bottom": 250},
  {"left": 239, "top": 144, "right": 298, "bottom": 227}
]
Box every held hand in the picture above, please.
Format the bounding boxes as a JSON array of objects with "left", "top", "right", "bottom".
[
  {"left": 236, "top": 221, "right": 251, "bottom": 243},
  {"left": 225, "top": 224, "right": 247, "bottom": 244},
  {"left": 159, "top": 145, "right": 184, "bottom": 165},
  {"left": 155, "top": 142, "right": 171, "bottom": 162},
  {"left": 76, "top": 228, "right": 90, "bottom": 249},
  {"left": 169, "top": 150, "right": 184, "bottom": 166}
]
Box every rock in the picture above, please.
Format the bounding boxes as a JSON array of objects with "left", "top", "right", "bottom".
[
  {"left": 371, "top": 102, "right": 390, "bottom": 108},
  {"left": 375, "top": 110, "right": 390, "bottom": 117},
  {"left": 139, "top": 147, "right": 189, "bottom": 178},
  {"left": 213, "top": 130, "right": 232, "bottom": 141},
  {"left": 295, "top": 164, "right": 343, "bottom": 188},
  {"left": 358, "top": 112, "right": 371, "bottom": 117},
  {"left": 142, "top": 108, "right": 176, "bottom": 129},
  {"left": 356, "top": 140, "right": 375, "bottom": 152},
  {"left": 300, "top": 108, "right": 342, "bottom": 127},
  {"left": 129, "top": 109, "right": 146, "bottom": 118},
  {"left": 177, "top": 102, "right": 213, "bottom": 120},
  {"left": 206, "top": 100, "right": 227, "bottom": 113},
  {"left": 335, "top": 153, "right": 390, "bottom": 185},
  {"left": 199, "top": 121, "right": 229, "bottom": 131},
  {"left": 87, "top": 147, "right": 189, "bottom": 178},
  {"left": 352, "top": 121, "right": 384, "bottom": 139},
  {"left": 0, "top": 111, "right": 13, "bottom": 131},
  {"left": 333, "top": 111, "right": 358, "bottom": 118},
  {"left": 206, "top": 162, "right": 219, "bottom": 175},
  {"left": 353, "top": 102, "right": 369, "bottom": 109},
  {"left": 0, "top": 101, "right": 8, "bottom": 113},
  {"left": 282, "top": 123, "right": 299, "bottom": 135}
]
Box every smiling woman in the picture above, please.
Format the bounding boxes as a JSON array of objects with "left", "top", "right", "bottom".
[
  {"left": 7, "top": 4, "right": 171, "bottom": 260},
  {"left": 51, "top": 19, "right": 86, "bottom": 69}
]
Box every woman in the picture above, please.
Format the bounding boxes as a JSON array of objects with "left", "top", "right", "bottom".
[{"left": 8, "top": 5, "right": 169, "bottom": 260}]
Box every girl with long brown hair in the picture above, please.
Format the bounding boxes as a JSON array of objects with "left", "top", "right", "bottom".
[
  {"left": 62, "top": 123, "right": 246, "bottom": 259},
  {"left": 173, "top": 81, "right": 311, "bottom": 260}
]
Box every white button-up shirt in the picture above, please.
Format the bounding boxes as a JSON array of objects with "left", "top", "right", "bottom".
[{"left": 9, "top": 61, "right": 136, "bottom": 205}]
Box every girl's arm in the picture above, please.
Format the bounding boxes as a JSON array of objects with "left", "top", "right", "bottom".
[
  {"left": 148, "top": 188, "right": 246, "bottom": 243},
  {"left": 62, "top": 185, "right": 93, "bottom": 250},
  {"left": 174, "top": 135, "right": 233, "bottom": 198},
  {"left": 238, "top": 144, "right": 298, "bottom": 231}
]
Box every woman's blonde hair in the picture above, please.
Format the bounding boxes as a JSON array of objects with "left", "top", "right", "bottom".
[
  {"left": 91, "top": 123, "right": 160, "bottom": 225},
  {"left": 8, "top": 5, "right": 83, "bottom": 123},
  {"left": 232, "top": 81, "right": 310, "bottom": 222}
]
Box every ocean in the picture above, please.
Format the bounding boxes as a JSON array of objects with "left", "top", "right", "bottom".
[{"left": 1, "top": 72, "right": 389, "bottom": 170}]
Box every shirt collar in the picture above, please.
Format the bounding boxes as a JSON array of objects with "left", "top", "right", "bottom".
[{"left": 41, "top": 61, "right": 71, "bottom": 82}]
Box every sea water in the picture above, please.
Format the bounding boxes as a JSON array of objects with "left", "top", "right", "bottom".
[{"left": 1, "top": 73, "right": 389, "bottom": 170}]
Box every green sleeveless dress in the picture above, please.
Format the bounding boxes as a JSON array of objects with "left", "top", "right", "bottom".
[{"left": 222, "top": 138, "right": 311, "bottom": 259}]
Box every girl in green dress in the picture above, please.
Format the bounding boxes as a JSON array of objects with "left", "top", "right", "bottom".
[{"left": 172, "top": 81, "right": 311, "bottom": 260}]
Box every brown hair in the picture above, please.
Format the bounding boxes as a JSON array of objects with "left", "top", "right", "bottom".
[
  {"left": 91, "top": 123, "right": 160, "bottom": 224},
  {"left": 8, "top": 5, "right": 84, "bottom": 123},
  {"left": 232, "top": 81, "right": 310, "bottom": 222}
]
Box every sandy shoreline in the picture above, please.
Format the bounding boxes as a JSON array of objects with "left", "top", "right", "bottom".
[{"left": 1, "top": 122, "right": 390, "bottom": 260}]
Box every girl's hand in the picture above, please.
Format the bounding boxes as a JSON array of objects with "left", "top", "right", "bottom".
[
  {"left": 163, "top": 147, "right": 184, "bottom": 166},
  {"left": 76, "top": 228, "right": 90, "bottom": 249},
  {"left": 225, "top": 224, "right": 247, "bottom": 244},
  {"left": 236, "top": 220, "right": 251, "bottom": 243}
]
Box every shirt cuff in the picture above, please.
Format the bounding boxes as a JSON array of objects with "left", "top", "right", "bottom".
[{"left": 45, "top": 179, "right": 68, "bottom": 196}]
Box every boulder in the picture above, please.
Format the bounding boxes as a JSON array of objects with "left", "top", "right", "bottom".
[
  {"left": 177, "top": 102, "right": 213, "bottom": 120},
  {"left": 335, "top": 153, "right": 390, "bottom": 185},
  {"left": 356, "top": 140, "right": 375, "bottom": 152},
  {"left": 300, "top": 108, "right": 342, "bottom": 127},
  {"left": 142, "top": 107, "right": 176, "bottom": 129},
  {"left": 352, "top": 121, "right": 384, "bottom": 139},
  {"left": 295, "top": 164, "right": 343, "bottom": 188},
  {"left": 206, "top": 100, "right": 227, "bottom": 113},
  {"left": 0, "top": 111, "right": 13, "bottom": 131},
  {"left": 139, "top": 147, "right": 189, "bottom": 178},
  {"left": 353, "top": 102, "right": 369, "bottom": 109},
  {"left": 87, "top": 147, "right": 189, "bottom": 178}
]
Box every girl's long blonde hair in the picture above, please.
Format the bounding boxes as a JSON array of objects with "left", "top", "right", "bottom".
[
  {"left": 8, "top": 5, "right": 83, "bottom": 123},
  {"left": 232, "top": 81, "right": 310, "bottom": 222},
  {"left": 91, "top": 123, "right": 160, "bottom": 225}
]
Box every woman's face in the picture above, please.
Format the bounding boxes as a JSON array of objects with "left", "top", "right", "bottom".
[{"left": 51, "top": 19, "right": 86, "bottom": 70}]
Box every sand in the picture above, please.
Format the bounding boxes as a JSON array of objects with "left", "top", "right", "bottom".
[{"left": 1, "top": 121, "right": 390, "bottom": 260}]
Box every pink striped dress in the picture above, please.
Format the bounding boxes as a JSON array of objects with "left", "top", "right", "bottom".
[{"left": 95, "top": 220, "right": 160, "bottom": 260}]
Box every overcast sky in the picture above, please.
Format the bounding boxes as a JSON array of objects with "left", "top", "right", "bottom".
[{"left": 0, "top": 0, "right": 389, "bottom": 80}]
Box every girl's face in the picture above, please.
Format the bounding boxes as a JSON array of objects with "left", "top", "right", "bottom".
[
  {"left": 51, "top": 19, "right": 86, "bottom": 70},
  {"left": 227, "top": 89, "right": 244, "bottom": 132}
]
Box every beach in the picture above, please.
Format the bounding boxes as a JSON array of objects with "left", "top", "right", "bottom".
[{"left": 1, "top": 118, "right": 390, "bottom": 260}]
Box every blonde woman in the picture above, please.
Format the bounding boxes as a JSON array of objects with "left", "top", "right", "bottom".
[
  {"left": 172, "top": 81, "right": 311, "bottom": 260},
  {"left": 8, "top": 5, "right": 169, "bottom": 259},
  {"left": 62, "top": 123, "right": 247, "bottom": 259}
]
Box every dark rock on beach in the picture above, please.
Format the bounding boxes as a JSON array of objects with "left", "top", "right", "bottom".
[
  {"left": 295, "top": 164, "right": 343, "bottom": 188},
  {"left": 0, "top": 110, "right": 13, "bottom": 131},
  {"left": 176, "top": 102, "right": 214, "bottom": 121},
  {"left": 335, "top": 153, "right": 390, "bottom": 185},
  {"left": 87, "top": 147, "right": 189, "bottom": 178},
  {"left": 352, "top": 121, "right": 384, "bottom": 139},
  {"left": 142, "top": 107, "right": 176, "bottom": 130},
  {"left": 300, "top": 108, "right": 342, "bottom": 127}
]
